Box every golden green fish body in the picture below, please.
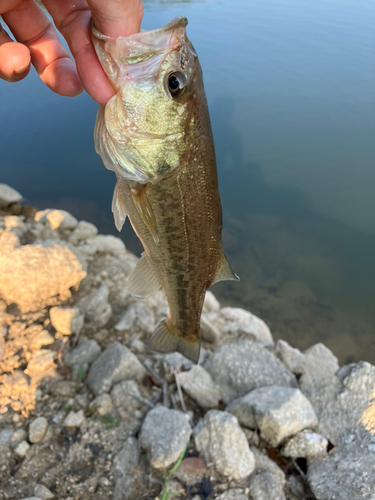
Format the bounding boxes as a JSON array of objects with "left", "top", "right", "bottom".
[{"left": 92, "top": 17, "right": 238, "bottom": 362}]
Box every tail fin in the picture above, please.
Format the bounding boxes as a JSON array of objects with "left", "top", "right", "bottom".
[{"left": 149, "top": 319, "right": 200, "bottom": 364}]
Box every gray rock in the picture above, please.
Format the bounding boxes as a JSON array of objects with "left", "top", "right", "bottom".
[
  {"left": 274, "top": 339, "right": 305, "bottom": 375},
  {"left": 87, "top": 342, "right": 146, "bottom": 395},
  {"left": 163, "top": 352, "right": 193, "bottom": 372},
  {"left": 0, "top": 429, "right": 13, "bottom": 446},
  {"left": 81, "top": 235, "right": 126, "bottom": 256},
  {"left": 112, "top": 438, "right": 142, "bottom": 500},
  {"left": 14, "top": 440, "right": 30, "bottom": 457},
  {"left": 68, "top": 220, "right": 98, "bottom": 245},
  {"left": 219, "top": 307, "right": 274, "bottom": 346},
  {"left": 281, "top": 429, "right": 328, "bottom": 459},
  {"left": 0, "top": 241, "right": 86, "bottom": 312},
  {"left": 204, "top": 340, "right": 297, "bottom": 403},
  {"left": 49, "top": 306, "right": 84, "bottom": 336},
  {"left": 10, "top": 428, "right": 27, "bottom": 449},
  {"left": 203, "top": 291, "right": 220, "bottom": 312},
  {"left": 299, "top": 343, "right": 339, "bottom": 391},
  {"left": 248, "top": 471, "right": 286, "bottom": 500},
  {"left": 29, "top": 417, "right": 48, "bottom": 443},
  {"left": 64, "top": 340, "right": 101, "bottom": 367},
  {"left": 303, "top": 361, "right": 375, "bottom": 499},
  {"left": 178, "top": 365, "right": 221, "bottom": 409},
  {"left": 111, "top": 380, "right": 144, "bottom": 418},
  {"left": 89, "top": 393, "right": 113, "bottom": 416},
  {"left": 79, "top": 284, "right": 112, "bottom": 328},
  {"left": 229, "top": 386, "right": 317, "bottom": 447},
  {"left": 35, "top": 209, "right": 78, "bottom": 230},
  {"left": 34, "top": 484, "right": 55, "bottom": 499},
  {"left": 251, "top": 446, "right": 286, "bottom": 485},
  {"left": 216, "top": 490, "right": 247, "bottom": 500},
  {"left": 140, "top": 406, "right": 191, "bottom": 469},
  {"left": 115, "top": 302, "right": 155, "bottom": 335},
  {"left": 0, "top": 184, "right": 22, "bottom": 207},
  {"left": 63, "top": 410, "right": 85, "bottom": 428},
  {"left": 194, "top": 410, "right": 255, "bottom": 480},
  {"left": 200, "top": 315, "right": 220, "bottom": 343},
  {"left": 308, "top": 444, "right": 375, "bottom": 500}
]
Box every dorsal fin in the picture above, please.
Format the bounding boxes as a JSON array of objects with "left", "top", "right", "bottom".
[
  {"left": 212, "top": 253, "right": 240, "bottom": 285},
  {"left": 129, "top": 184, "right": 159, "bottom": 244},
  {"left": 112, "top": 181, "right": 127, "bottom": 232},
  {"left": 128, "top": 252, "right": 162, "bottom": 298}
]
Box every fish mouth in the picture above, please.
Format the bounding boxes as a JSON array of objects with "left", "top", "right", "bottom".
[{"left": 91, "top": 17, "right": 191, "bottom": 86}]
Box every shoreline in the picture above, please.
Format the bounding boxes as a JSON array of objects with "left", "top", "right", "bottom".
[{"left": 0, "top": 184, "right": 374, "bottom": 500}]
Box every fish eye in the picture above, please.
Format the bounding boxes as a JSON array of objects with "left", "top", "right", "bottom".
[{"left": 167, "top": 71, "right": 187, "bottom": 98}]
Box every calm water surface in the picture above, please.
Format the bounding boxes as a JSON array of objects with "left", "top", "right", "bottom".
[{"left": 1, "top": 0, "right": 374, "bottom": 363}]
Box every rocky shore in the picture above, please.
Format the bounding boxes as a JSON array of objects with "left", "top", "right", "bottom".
[{"left": 0, "top": 183, "right": 374, "bottom": 500}]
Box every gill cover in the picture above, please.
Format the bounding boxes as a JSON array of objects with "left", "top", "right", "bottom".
[{"left": 91, "top": 17, "right": 196, "bottom": 185}]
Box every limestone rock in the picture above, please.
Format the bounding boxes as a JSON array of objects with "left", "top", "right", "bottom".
[
  {"left": 87, "top": 342, "right": 146, "bottom": 395},
  {"left": 14, "top": 440, "right": 30, "bottom": 457},
  {"left": 194, "top": 410, "right": 255, "bottom": 480},
  {"left": 81, "top": 234, "right": 126, "bottom": 256},
  {"left": 200, "top": 315, "right": 220, "bottom": 343},
  {"left": 281, "top": 429, "right": 328, "bottom": 458},
  {"left": 112, "top": 437, "right": 141, "bottom": 500},
  {"left": 35, "top": 209, "right": 78, "bottom": 230},
  {"left": 115, "top": 302, "right": 155, "bottom": 335},
  {"left": 274, "top": 339, "right": 305, "bottom": 375},
  {"left": 68, "top": 220, "right": 98, "bottom": 245},
  {"left": 219, "top": 307, "right": 274, "bottom": 346},
  {"left": 299, "top": 343, "right": 339, "bottom": 391},
  {"left": 34, "top": 484, "right": 55, "bottom": 499},
  {"left": 79, "top": 284, "right": 112, "bottom": 328},
  {"left": 0, "top": 241, "right": 86, "bottom": 312},
  {"left": 63, "top": 409, "right": 85, "bottom": 429},
  {"left": 251, "top": 446, "right": 286, "bottom": 485},
  {"left": 228, "top": 386, "right": 317, "bottom": 447},
  {"left": 64, "top": 340, "right": 101, "bottom": 367},
  {"left": 203, "top": 291, "right": 220, "bottom": 312},
  {"left": 49, "top": 306, "right": 84, "bottom": 336},
  {"left": 178, "top": 365, "right": 221, "bottom": 409},
  {"left": 111, "top": 380, "right": 144, "bottom": 418},
  {"left": 29, "top": 417, "right": 48, "bottom": 443},
  {"left": 25, "top": 350, "right": 56, "bottom": 377},
  {"left": 89, "top": 393, "right": 113, "bottom": 416},
  {"left": 140, "top": 406, "right": 191, "bottom": 469},
  {"left": 0, "top": 184, "right": 22, "bottom": 207},
  {"left": 204, "top": 340, "right": 297, "bottom": 403},
  {"left": 248, "top": 470, "right": 286, "bottom": 500}
]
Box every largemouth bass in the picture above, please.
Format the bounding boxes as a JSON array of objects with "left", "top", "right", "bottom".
[{"left": 92, "top": 17, "right": 238, "bottom": 362}]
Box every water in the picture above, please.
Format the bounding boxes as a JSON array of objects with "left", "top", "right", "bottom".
[{"left": 1, "top": 0, "right": 374, "bottom": 363}]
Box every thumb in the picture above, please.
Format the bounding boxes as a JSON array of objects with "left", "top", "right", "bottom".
[{"left": 87, "top": 0, "right": 144, "bottom": 38}]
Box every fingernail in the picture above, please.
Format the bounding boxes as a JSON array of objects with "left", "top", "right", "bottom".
[{"left": 14, "top": 58, "right": 31, "bottom": 75}]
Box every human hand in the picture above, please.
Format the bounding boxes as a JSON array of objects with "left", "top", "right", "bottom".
[{"left": 0, "top": 0, "right": 144, "bottom": 104}]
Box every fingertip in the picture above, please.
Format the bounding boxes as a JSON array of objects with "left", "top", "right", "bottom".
[
  {"left": 0, "top": 42, "right": 31, "bottom": 82},
  {"left": 41, "top": 57, "right": 84, "bottom": 97}
]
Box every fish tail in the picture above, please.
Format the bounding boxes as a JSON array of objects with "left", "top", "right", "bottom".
[{"left": 149, "top": 319, "right": 200, "bottom": 364}]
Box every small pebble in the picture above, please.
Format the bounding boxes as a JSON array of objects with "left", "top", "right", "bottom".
[
  {"left": 14, "top": 440, "right": 30, "bottom": 458},
  {"left": 29, "top": 417, "right": 48, "bottom": 443}
]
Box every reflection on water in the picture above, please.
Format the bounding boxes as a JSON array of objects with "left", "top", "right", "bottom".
[{"left": 0, "top": 0, "right": 374, "bottom": 363}]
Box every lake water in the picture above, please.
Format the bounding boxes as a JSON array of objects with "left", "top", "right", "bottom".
[{"left": 1, "top": 0, "right": 374, "bottom": 363}]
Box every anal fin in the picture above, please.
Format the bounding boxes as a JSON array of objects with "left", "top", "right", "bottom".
[
  {"left": 112, "top": 181, "right": 127, "bottom": 232},
  {"left": 129, "top": 183, "right": 159, "bottom": 244},
  {"left": 149, "top": 319, "right": 200, "bottom": 364},
  {"left": 212, "top": 253, "right": 240, "bottom": 285},
  {"left": 128, "top": 252, "right": 162, "bottom": 299}
]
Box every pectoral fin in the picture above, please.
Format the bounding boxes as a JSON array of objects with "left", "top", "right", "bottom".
[
  {"left": 129, "top": 184, "right": 159, "bottom": 244},
  {"left": 212, "top": 253, "right": 240, "bottom": 285},
  {"left": 128, "top": 252, "right": 162, "bottom": 298},
  {"left": 112, "top": 181, "right": 127, "bottom": 232}
]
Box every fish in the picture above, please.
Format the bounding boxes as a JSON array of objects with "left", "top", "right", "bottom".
[{"left": 91, "top": 17, "right": 239, "bottom": 363}]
